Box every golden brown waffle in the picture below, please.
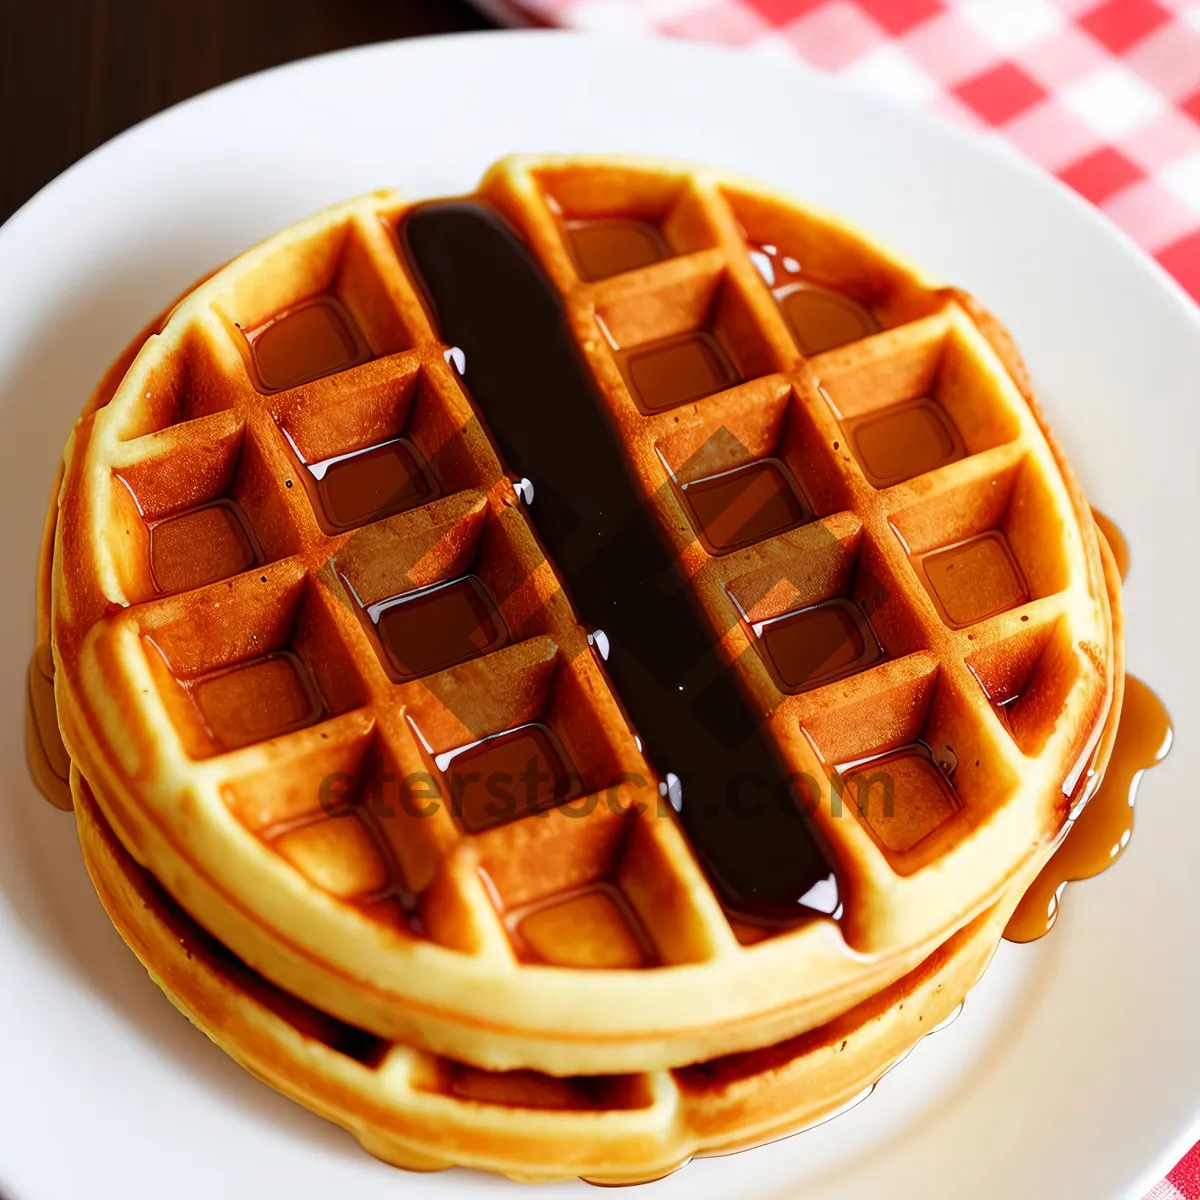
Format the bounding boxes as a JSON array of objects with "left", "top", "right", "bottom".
[
  {"left": 46, "top": 156, "right": 1116, "bottom": 1076},
  {"left": 70, "top": 766, "right": 1032, "bottom": 1184},
  {"left": 43, "top": 502, "right": 1127, "bottom": 1185}
]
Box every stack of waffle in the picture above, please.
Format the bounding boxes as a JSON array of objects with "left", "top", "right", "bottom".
[{"left": 27, "top": 156, "right": 1122, "bottom": 1184}]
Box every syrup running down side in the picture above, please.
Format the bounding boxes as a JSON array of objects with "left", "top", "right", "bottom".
[
  {"left": 1005, "top": 675, "right": 1171, "bottom": 941},
  {"left": 1090, "top": 506, "right": 1130, "bottom": 580},
  {"left": 1005, "top": 510, "right": 1170, "bottom": 942},
  {"left": 401, "top": 201, "right": 838, "bottom": 925}
]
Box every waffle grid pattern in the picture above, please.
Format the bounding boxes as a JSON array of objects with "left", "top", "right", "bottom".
[
  {"left": 75, "top": 766, "right": 1028, "bottom": 1185},
  {"left": 484, "top": 156, "right": 1113, "bottom": 945},
  {"left": 50, "top": 158, "right": 1113, "bottom": 1076}
]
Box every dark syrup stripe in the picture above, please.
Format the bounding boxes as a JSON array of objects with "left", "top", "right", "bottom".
[{"left": 400, "top": 201, "right": 837, "bottom": 925}]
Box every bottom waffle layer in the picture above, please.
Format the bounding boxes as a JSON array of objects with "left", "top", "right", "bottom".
[{"left": 73, "top": 767, "right": 1037, "bottom": 1185}]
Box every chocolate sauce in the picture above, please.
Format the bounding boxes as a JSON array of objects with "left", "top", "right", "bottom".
[
  {"left": 401, "top": 201, "right": 837, "bottom": 923},
  {"left": 370, "top": 575, "right": 508, "bottom": 681},
  {"left": 749, "top": 244, "right": 880, "bottom": 355},
  {"left": 917, "top": 530, "right": 1029, "bottom": 628},
  {"left": 1005, "top": 675, "right": 1171, "bottom": 942},
  {"left": 681, "top": 458, "right": 811, "bottom": 554},
  {"left": 245, "top": 296, "right": 372, "bottom": 392},
  {"left": 189, "top": 651, "right": 323, "bottom": 752},
  {"left": 843, "top": 399, "right": 965, "bottom": 489},
  {"left": 149, "top": 499, "right": 260, "bottom": 594},
  {"left": 439, "top": 723, "right": 576, "bottom": 834},
  {"left": 616, "top": 331, "right": 740, "bottom": 414},
  {"left": 566, "top": 218, "right": 670, "bottom": 282},
  {"left": 757, "top": 598, "right": 885, "bottom": 694},
  {"left": 303, "top": 437, "right": 437, "bottom": 533}
]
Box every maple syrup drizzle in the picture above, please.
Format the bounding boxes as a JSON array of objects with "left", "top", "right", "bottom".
[
  {"left": 748, "top": 243, "right": 880, "bottom": 355},
  {"left": 681, "top": 457, "right": 811, "bottom": 554},
  {"left": 1004, "top": 510, "right": 1167, "bottom": 942},
  {"left": 1004, "top": 675, "right": 1171, "bottom": 942},
  {"left": 565, "top": 218, "right": 670, "bottom": 282},
  {"left": 616, "top": 330, "right": 740, "bottom": 414},
  {"left": 244, "top": 295, "right": 372, "bottom": 392},
  {"left": 842, "top": 398, "right": 965, "bottom": 489}
]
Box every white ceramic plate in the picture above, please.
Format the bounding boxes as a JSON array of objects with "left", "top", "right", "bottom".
[{"left": 0, "top": 31, "right": 1196, "bottom": 1200}]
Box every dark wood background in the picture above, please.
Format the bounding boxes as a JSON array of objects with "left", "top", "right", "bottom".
[{"left": 0, "top": 0, "right": 497, "bottom": 225}]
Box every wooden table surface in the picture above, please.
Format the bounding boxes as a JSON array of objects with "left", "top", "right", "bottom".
[{"left": 0, "top": 0, "right": 495, "bottom": 224}]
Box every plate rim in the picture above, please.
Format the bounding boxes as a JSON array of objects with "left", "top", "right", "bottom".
[{"left": 0, "top": 28, "right": 1196, "bottom": 1200}]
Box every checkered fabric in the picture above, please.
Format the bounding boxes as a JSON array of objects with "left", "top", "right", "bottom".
[
  {"left": 470, "top": 2, "right": 1200, "bottom": 1191},
  {"left": 1147, "top": 1144, "right": 1200, "bottom": 1200},
  {"left": 481, "top": 0, "right": 1200, "bottom": 304}
]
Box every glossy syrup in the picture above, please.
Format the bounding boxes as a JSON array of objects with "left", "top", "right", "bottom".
[
  {"left": 681, "top": 457, "right": 811, "bottom": 554},
  {"left": 369, "top": 575, "right": 508, "bottom": 682},
  {"left": 1004, "top": 675, "right": 1171, "bottom": 941},
  {"left": 756, "top": 598, "right": 884, "bottom": 694},
  {"left": 842, "top": 398, "right": 965, "bottom": 489},
  {"left": 437, "top": 722, "right": 577, "bottom": 834},
  {"left": 244, "top": 295, "right": 372, "bottom": 392},
  {"left": 616, "top": 330, "right": 740, "bottom": 414},
  {"left": 305, "top": 437, "right": 438, "bottom": 532},
  {"left": 187, "top": 651, "right": 324, "bottom": 753},
  {"left": 916, "top": 529, "right": 1029, "bottom": 628},
  {"left": 748, "top": 243, "right": 880, "bottom": 355},
  {"left": 401, "top": 201, "right": 837, "bottom": 924},
  {"left": 565, "top": 218, "right": 670, "bottom": 282},
  {"left": 1004, "top": 511, "right": 1170, "bottom": 942}
]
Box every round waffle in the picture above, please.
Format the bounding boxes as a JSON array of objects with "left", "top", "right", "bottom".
[
  {"left": 42, "top": 492, "right": 1126, "bottom": 1186},
  {"left": 44, "top": 156, "right": 1117, "bottom": 1075},
  {"left": 69, "top": 766, "right": 1034, "bottom": 1184}
]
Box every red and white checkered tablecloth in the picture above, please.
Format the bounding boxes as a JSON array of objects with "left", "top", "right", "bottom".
[
  {"left": 473, "top": 2, "right": 1200, "bottom": 1193},
  {"left": 480, "top": 0, "right": 1200, "bottom": 304}
]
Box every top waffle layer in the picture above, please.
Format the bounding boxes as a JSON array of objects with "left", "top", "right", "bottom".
[{"left": 48, "top": 156, "right": 1115, "bottom": 1075}]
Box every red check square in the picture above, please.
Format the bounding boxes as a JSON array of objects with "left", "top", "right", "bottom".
[
  {"left": 1079, "top": 0, "right": 1171, "bottom": 54},
  {"left": 854, "top": 0, "right": 943, "bottom": 36},
  {"left": 955, "top": 63, "right": 1048, "bottom": 126},
  {"left": 1058, "top": 146, "right": 1146, "bottom": 203},
  {"left": 1157, "top": 229, "right": 1200, "bottom": 301},
  {"left": 1183, "top": 88, "right": 1200, "bottom": 126},
  {"left": 743, "top": 0, "right": 826, "bottom": 25}
]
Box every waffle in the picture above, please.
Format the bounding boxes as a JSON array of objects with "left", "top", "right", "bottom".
[
  {"left": 43, "top": 502, "right": 1127, "bottom": 1186},
  {"left": 70, "top": 765, "right": 1035, "bottom": 1184},
  {"left": 44, "top": 156, "right": 1117, "bottom": 1076}
]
